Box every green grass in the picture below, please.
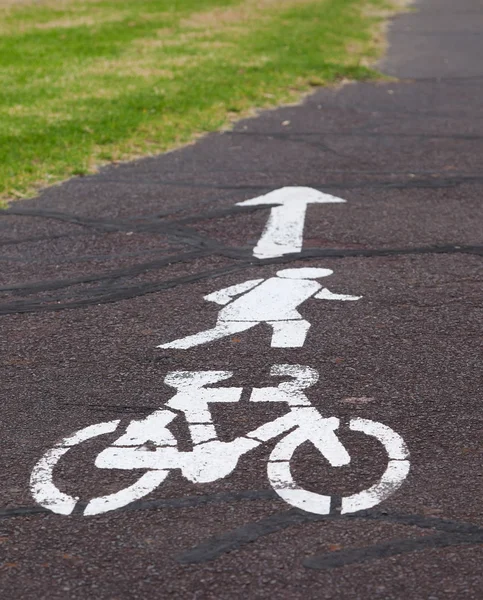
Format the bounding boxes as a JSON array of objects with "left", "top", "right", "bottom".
[{"left": 0, "top": 0, "right": 400, "bottom": 202}]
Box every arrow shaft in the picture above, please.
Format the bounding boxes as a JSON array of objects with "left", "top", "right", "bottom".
[
  {"left": 253, "top": 203, "right": 308, "bottom": 259},
  {"left": 236, "top": 187, "right": 346, "bottom": 259}
]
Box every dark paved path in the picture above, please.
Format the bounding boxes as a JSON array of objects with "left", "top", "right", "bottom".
[{"left": 1, "top": 1, "right": 482, "bottom": 598}]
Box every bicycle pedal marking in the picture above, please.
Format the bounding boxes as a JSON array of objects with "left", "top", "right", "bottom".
[{"left": 30, "top": 365, "right": 410, "bottom": 517}]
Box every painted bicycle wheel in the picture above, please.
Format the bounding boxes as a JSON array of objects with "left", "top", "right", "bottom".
[
  {"left": 30, "top": 420, "right": 170, "bottom": 516},
  {"left": 266, "top": 418, "right": 410, "bottom": 515}
]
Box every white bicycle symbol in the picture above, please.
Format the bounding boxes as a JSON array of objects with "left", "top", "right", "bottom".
[{"left": 31, "top": 365, "right": 410, "bottom": 517}]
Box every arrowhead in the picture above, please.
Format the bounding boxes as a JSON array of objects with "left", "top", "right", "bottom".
[{"left": 236, "top": 186, "right": 346, "bottom": 207}]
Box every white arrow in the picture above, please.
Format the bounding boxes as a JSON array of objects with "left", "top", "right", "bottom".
[{"left": 236, "top": 186, "right": 346, "bottom": 259}]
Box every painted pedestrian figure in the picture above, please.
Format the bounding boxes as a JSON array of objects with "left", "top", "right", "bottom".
[{"left": 159, "top": 267, "right": 361, "bottom": 349}]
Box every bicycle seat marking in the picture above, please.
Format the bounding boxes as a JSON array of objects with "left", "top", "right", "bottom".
[{"left": 31, "top": 364, "right": 410, "bottom": 517}]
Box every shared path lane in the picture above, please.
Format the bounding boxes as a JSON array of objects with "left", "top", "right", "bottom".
[{"left": 1, "top": 1, "right": 482, "bottom": 597}]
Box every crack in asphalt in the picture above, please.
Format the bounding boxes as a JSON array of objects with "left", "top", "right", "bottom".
[
  {"left": 178, "top": 507, "right": 483, "bottom": 567},
  {"left": 1, "top": 491, "right": 482, "bottom": 570},
  {"left": 1, "top": 203, "right": 481, "bottom": 315},
  {"left": 6, "top": 171, "right": 483, "bottom": 196},
  {"left": 229, "top": 131, "right": 483, "bottom": 141},
  {"left": 304, "top": 532, "right": 483, "bottom": 570},
  {"left": 0, "top": 244, "right": 481, "bottom": 315}
]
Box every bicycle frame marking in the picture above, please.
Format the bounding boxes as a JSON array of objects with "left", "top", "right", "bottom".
[{"left": 30, "top": 365, "right": 410, "bottom": 517}]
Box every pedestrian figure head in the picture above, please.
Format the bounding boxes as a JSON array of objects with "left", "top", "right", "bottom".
[{"left": 276, "top": 267, "right": 333, "bottom": 280}]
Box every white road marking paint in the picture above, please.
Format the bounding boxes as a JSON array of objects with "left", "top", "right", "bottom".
[
  {"left": 268, "top": 417, "right": 410, "bottom": 515},
  {"left": 84, "top": 471, "right": 170, "bottom": 516},
  {"left": 236, "top": 186, "right": 346, "bottom": 259},
  {"left": 158, "top": 267, "right": 361, "bottom": 349},
  {"left": 27, "top": 178, "right": 413, "bottom": 524},
  {"left": 30, "top": 420, "right": 120, "bottom": 515},
  {"left": 31, "top": 366, "right": 409, "bottom": 516}
]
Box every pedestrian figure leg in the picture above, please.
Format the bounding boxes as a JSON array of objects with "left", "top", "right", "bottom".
[
  {"left": 268, "top": 319, "right": 311, "bottom": 348},
  {"left": 158, "top": 321, "right": 259, "bottom": 349}
]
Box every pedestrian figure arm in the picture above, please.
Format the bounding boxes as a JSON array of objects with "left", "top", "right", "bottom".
[
  {"left": 203, "top": 279, "right": 264, "bottom": 305},
  {"left": 314, "top": 288, "right": 361, "bottom": 301}
]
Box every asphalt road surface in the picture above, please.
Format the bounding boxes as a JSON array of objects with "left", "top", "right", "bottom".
[{"left": 1, "top": 0, "right": 482, "bottom": 598}]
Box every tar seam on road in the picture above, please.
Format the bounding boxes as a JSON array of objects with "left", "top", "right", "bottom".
[
  {"left": 176, "top": 507, "right": 483, "bottom": 567},
  {"left": 1, "top": 490, "right": 482, "bottom": 570},
  {"left": 6, "top": 173, "right": 483, "bottom": 194},
  {"left": 1, "top": 203, "right": 482, "bottom": 316}
]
